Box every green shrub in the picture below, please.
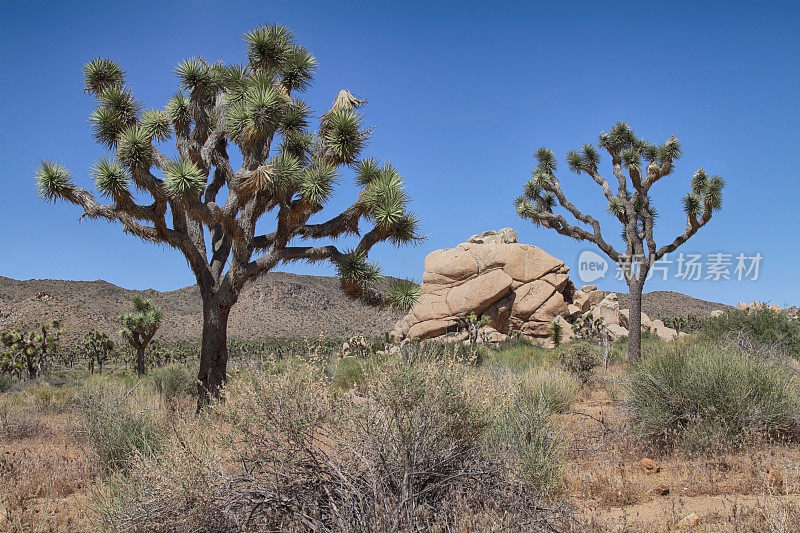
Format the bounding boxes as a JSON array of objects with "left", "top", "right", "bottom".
[
  {"left": 626, "top": 342, "right": 800, "bottom": 451},
  {"left": 332, "top": 356, "right": 365, "bottom": 390},
  {"left": 150, "top": 365, "right": 194, "bottom": 400},
  {"left": 557, "top": 342, "right": 601, "bottom": 383},
  {"left": 701, "top": 307, "right": 800, "bottom": 357},
  {"left": 493, "top": 372, "right": 570, "bottom": 494},
  {"left": 77, "top": 382, "right": 163, "bottom": 472},
  {"left": 517, "top": 369, "right": 579, "bottom": 416},
  {"left": 488, "top": 344, "right": 548, "bottom": 372}
]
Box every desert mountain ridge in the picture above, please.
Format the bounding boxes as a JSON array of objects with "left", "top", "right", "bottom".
[{"left": 0, "top": 274, "right": 730, "bottom": 342}]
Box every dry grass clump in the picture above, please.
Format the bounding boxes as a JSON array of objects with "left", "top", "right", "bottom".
[
  {"left": 92, "top": 361, "right": 576, "bottom": 532},
  {"left": 626, "top": 342, "right": 800, "bottom": 452}
]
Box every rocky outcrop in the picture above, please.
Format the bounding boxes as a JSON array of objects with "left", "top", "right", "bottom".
[{"left": 393, "top": 229, "right": 574, "bottom": 343}]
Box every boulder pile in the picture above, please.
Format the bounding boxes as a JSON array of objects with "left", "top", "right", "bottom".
[
  {"left": 392, "top": 228, "right": 574, "bottom": 343},
  {"left": 393, "top": 228, "right": 685, "bottom": 345}
]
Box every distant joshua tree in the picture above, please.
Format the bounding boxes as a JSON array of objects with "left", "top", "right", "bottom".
[
  {"left": 516, "top": 123, "right": 723, "bottom": 362},
  {"left": 35, "top": 24, "right": 420, "bottom": 406},
  {"left": 83, "top": 330, "right": 115, "bottom": 375},
  {"left": 0, "top": 320, "right": 64, "bottom": 379},
  {"left": 120, "top": 296, "right": 163, "bottom": 376}
]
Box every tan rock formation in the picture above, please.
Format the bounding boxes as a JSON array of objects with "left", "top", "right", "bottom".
[{"left": 393, "top": 229, "right": 573, "bottom": 342}]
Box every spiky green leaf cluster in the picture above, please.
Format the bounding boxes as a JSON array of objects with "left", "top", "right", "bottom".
[
  {"left": 34, "top": 161, "right": 72, "bottom": 201},
  {"left": 598, "top": 122, "right": 636, "bottom": 151},
  {"left": 566, "top": 144, "right": 600, "bottom": 173},
  {"left": 281, "top": 98, "right": 311, "bottom": 133},
  {"left": 337, "top": 249, "right": 381, "bottom": 297},
  {"left": 535, "top": 147, "right": 556, "bottom": 175},
  {"left": 175, "top": 57, "right": 212, "bottom": 91},
  {"left": 607, "top": 197, "right": 626, "bottom": 217},
  {"left": 355, "top": 158, "right": 381, "bottom": 187},
  {"left": 227, "top": 84, "right": 286, "bottom": 145},
  {"left": 140, "top": 109, "right": 172, "bottom": 142},
  {"left": 244, "top": 24, "right": 293, "bottom": 71},
  {"left": 92, "top": 156, "right": 130, "bottom": 200},
  {"left": 324, "top": 110, "right": 365, "bottom": 164},
  {"left": 683, "top": 193, "right": 702, "bottom": 218},
  {"left": 278, "top": 45, "right": 316, "bottom": 92},
  {"left": 117, "top": 126, "right": 153, "bottom": 167},
  {"left": 387, "top": 278, "right": 421, "bottom": 312},
  {"left": 299, "top": 161, "right": 337, "bottom": 204},
  {"left": 83, "top": 58, "right": 124, "bottom": 95},
  {"left": 364, "top": 164, "right": 408, "bottom": 229},
  {"left": 166, "top": 93, "right": 191, "bottom": 130},
  {"left": 90, "top": 86, "right": 141, "bottom": 148},
  {"left": 164, "top": 158, "right": 206, "bottom": 200}
]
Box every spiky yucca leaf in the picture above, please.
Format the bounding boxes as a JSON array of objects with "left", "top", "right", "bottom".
[
  {"left": 281, "top": 98, "right": 310, "bottom": 132},
  {"left": 523, "top": 177, "right": 542, "bottom": 200},
  {"left": 620, "top": 147, "right": 640, "bottom": 169},
  {"left": 278, "top": 45, "right": 316, "bottom": 92},
  {"left": 388, "top": 213, "right": 422, "bottom": 245},
  {"left": 566, "top": 150, "right": 584, "bottom": 173},
  {"left": 299, "top": 162, "right": 337, "bottom": 204},
  {"left": 83, "top": 58, "right": 124, "bottom": 95},
  {"left": 245, "top": 85, "right": 285, "bottom": 133},
  {"left": 535, "top": 147, "right": 556, "bottom": 174},
  {"left": 164, "top": 158, "right": 206, "bottom": 200},
  {"left": 281, "top": 131, "right": 313, "bottom": 159},
  {"left": 354, "top": 158, "right": 381, "bottom": 187},
  {"left": 117, "top": 126, "right": 153, "bottom": 167},
  {"left": 99, "top": 85, "right": 140, "bottom": 121},
  {"left": 175, "top": 57, "right": 211, "bottom": 90},
  {"left": 705, "top": 176, "right": 724, "bottom": 210},
  {"left": 242, "top": 152, "right": 303, "bottom": 195},
  {"left": 603, "top": 122, "right": 635, "bottom": 150},
  {"left": 141, "top": 109, "right": 172, "bottom": 142},
  {"left": 90, "top": 105, "right": 127, "bottom": 148},
  {"left": 541, "top": 192, "right": 556, "bottom": 211},
  {"left": 683, "top": 193, "right": 702, "bottom": 218},
  {"left": 92, "top": 156, "right": 130, "bottom": 200},
  {"left": 530, "top": 170, "right": 551, "bottom": 190},
  {"left": 641, "top": 142, "right": 659, "bottom": 162},
  {"left": 324, "top": 109, "right": 365, "bottom": 164},
  {"left": 691, "top": 168, "right": 709, "bottom": 195},
  {"left": 364, "top": 171, "right": 408, "bottom": 226},
  {"left": 581, "top": 144, "right": 600, "bottom": 167},
  {"left": 658, "top": 136, "right": 682, "bottom": 162},
  {"left": 607, "top": 197, "right": 626, "bottom": 217},
  {"left": 387, "top": 278, "right": 421, "bottom": 312},
  {"left": 166, "top": 93, "right": 191, "bottom": 129},
  {"left": 244, "top": 24, "right": 292, "bottom": 70},
  {"left": 34, "top": 161, "right": 72, "bottom": 201},
  {"left": 337, "top": 249, "right": 381, "bottom": 297}
]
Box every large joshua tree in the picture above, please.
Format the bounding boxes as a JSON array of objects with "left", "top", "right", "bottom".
[
  {"left": 35, "top": 25, "right": 420, "bottom": 404},
  {"left": 515, "top": 122, "right": 723, "bottom": 362}
]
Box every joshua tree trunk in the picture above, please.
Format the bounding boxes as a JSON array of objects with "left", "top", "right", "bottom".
[
  {"left": 197, "top": 294, "right": 232, "bottom": 408},
  {"left": 627, "top": 278, "right": 644, "bottom": 363},
  {"left": 136, "top": 346, "right": 146, "bottom": 376}
]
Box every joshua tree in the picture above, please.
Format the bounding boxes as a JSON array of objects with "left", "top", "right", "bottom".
[
  {"left": 83, "top": 330, "right": 115, "bottom": 375},
  {"left": 120, "top": 296, "right": 163, "bottom": 376},
  {"left": 550, "top": 320, "right": 563, "bottom": 348},
  {"left": 0, "top": 320, "right": 64, "bottom": 379},
  {"left": 516, "top": 123, "right": 723, "bottom": 362},
  {"left": 35, "top": 24, "right": 420, "bottom": 405}
]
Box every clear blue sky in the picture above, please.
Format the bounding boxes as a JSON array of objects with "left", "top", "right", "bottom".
[{"left": 1, "top": 1, "right": 798, "bottom": 306}]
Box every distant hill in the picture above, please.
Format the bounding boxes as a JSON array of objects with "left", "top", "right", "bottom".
[
  {"left": 617, "top": 290, "right": 732, "bottom": 319},
  {"left": 0, "top": 275, "right": 730, "bottom": 342},
  {"left": 0, "top": 274, "right": 403, "bottom": 342}
]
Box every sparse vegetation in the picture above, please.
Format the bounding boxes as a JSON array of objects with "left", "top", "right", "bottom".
[
  {"left": 627, "top": 341, "right": 800, "bottom": 451},
  {"left": 701, "top": 307, "right": 800, "bottom": 358},
  {"left": 557, "top": 341, "right": 601, "bottom": 384}
]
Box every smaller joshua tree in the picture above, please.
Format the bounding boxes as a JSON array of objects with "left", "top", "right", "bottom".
[
  {"left": 0, "top": 320, "right": 64, "bottom": 379},
  {"left": 120, "top": 296, "right": 163, "bottom": 376},
  {"left": 83, "top": 330, "right": 115, "bottom": 374},
  {"left": 516, "top": 123, "right": 723, "bottom": 362}
]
